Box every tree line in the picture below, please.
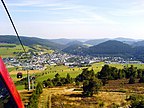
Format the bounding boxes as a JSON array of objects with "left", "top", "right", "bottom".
[
  {"left": 97, "top": 65, "right": 144, "bottom": 84},
  {"left": 43, "top": 73, "right": 73, "bottom": 88}
]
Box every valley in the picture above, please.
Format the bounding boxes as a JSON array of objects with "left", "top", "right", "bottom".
[{"left": 1, "top": 35, "right": 144, "bottom": 107}]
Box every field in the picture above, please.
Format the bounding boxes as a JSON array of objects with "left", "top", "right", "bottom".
[
  {"left": 8, "top": 63, "right": 144, "bottom": 107},
  {"left": 0, "top": 44, "right": 54, "bottom": 58},
  {"left": 37, "top": 78, "right": 144, "bottom": 108},
  {"left": 0, "top": 44, "right": 30, "bottom": 58},
  {"left": 32, "top": 45, "right": 54, "bottom": 54},
  {"left": 9, "top": 63, "right": 144, "bottom": 88}
]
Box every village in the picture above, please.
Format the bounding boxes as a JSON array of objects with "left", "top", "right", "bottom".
[{"left": 3, "top": 51, "right": 142, "bottom": 71}]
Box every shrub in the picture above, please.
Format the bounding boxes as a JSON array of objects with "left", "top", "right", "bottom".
[
  {"left": 129, "top": 77, "right": 135, "bottom": 84},
  {"left": 139, "top": 76, "right": 144, "bottom": 83},
  {"left": 82, "top": 78, "right": 102, "bottom": 97},
  {"left": 28, "top": 82, "right": 43, "bottom": 108}
]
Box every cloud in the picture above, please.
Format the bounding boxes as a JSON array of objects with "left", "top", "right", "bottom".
[
  {"left": 5, "top": 0, "right": 118, "bottom": 25},
  {"left": 110, "top": 1, "right": 144, "bottom": 16},
  {"left": 7, "top": 1, "right": 42, "bottom": 7},
  {"left": 7, "top": 0, "right": 66, "bottom": 7},
  {"left": 77, "top": 9, "right": 118, "bottom": 24},
  {"left": 110, "top": 8, "right": 144, "bottom": 17}
]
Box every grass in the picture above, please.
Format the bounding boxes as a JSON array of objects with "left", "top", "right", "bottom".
[
  {"left": 0, "top": 44, "right": 30, "bottom": 58},
  {"left": 36, "top": 65, "right": 89, "bottom": 82},
  {"left": 0, "top": 44, "right": 54, "bottom": 58},
  {"left": 19, "top": 90, "right": 33, "bottom": 106},
  {"left": 36, "top": 62, "right": 105, "bottom": 82},
  {"left": 38, "top": 78, "right": 144, "bottom": 108},
  {"left": 9, "top": 62, "right": 144, "bottom": 91},
  {"left": 10, "top": 74, "right": 28, "bottom": 82},
  {"left": 45, "top": 86, "right": 127, "bottom": 108},
  {"left": 109, "top": 63, "right": 144, "bottom": 69},
  {"left": 38, "top": 89, "right": 50, "bottom": 108},
  {"left": 0, "top": 44, "right": 16, "bottom": 47},
  {"left": 7, "top": 67, "right": 17, "bottom": 72},
  {"left": 32, "top": 45, "right": 54, "bottom": 54},
  {"left": 13, "top": 63, "right": 144, "bottom": 107},
  {"left": 16, "top": 85, "right": 25, "bottom": 90}
]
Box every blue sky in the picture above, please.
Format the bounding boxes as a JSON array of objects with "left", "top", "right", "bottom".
[{"left": 1, "top": 0, "right": 144, "bottom": 39}]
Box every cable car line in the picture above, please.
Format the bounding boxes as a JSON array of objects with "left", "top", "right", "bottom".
[
  {"left": 1, "top": 0, "right": 31, "bottom": 90},
  {"left": 1, "top": 0, "right": 27, "bottom": 55}
]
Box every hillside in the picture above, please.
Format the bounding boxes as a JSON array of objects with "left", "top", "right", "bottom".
[
  {"left": 0, "top": 44, "right": 30, "bottom": 58},
  {"left": 84, "top": 38, "right": 109, "bottom": 46},
  {"left": 132, "top": 40, "right": 144, "bottom": 47},
  {"left": 0, "top": 35, "right": 65, "bottom": 50},
  {"left": 84, "top": 37, "right": 137, "bottom": 46},
  {"left": 62, "top": 44, "right": 87, "bottom": 55},
  {"left": 88, "top": 40, "right": 133, "bottom": 56},
  {"left": 49, "top": 38, "right": 75, "bottom": 45},
  {"left": 66, "top": 40, "right": 83, "bottom": 46},
  {"left": 50, "top": 38, "right": 88, "bottom": 45},
  {"left": 0, "top": 44, "right": 54, "bottom": 58},
  {"left": 2, "top": 35, "right": 144, "bottom": 60},
  {"left": 62, "top": 40, "right": 136, "bottom": 58}
]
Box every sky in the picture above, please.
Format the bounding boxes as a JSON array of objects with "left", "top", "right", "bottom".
[{"left": 1, "top": 0, "right": 144, "bottom": 39}]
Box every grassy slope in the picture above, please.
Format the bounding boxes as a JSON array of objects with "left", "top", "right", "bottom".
[
  {"left": 36, "top": 63, "right": 144, "bottom": 82},
  {"left": 0, "top": 44, "right": 54, "bottom": 58},
  {"left": 10, "top": 63, "right": 144, "bottom": 84},
  {"left": 33, "top": 45, "right": 54, "bottom": 54},
  {"left": 0, "top": 44, "right": 30, "bottom": 58}
]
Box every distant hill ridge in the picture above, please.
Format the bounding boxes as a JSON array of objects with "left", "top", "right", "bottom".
[
  {"left": 0, "top": 35, "right": 65, "bottom": 50},
  {"left": 88, "top": 40, "right": 133, "bottom": 54},
  {"left": 63, "top": 40, "right": 133, "bottom": 56},
  {"left": 62, "top": 40, "right": 144, "bottom": 61},
  {"left": 1, "top": 35, "right": 144, "bottom": 61}
]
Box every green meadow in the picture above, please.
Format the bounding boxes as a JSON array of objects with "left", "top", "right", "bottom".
[
  {"left": 0, "top": 44, "right": 30, "bottom": 58},
  {"left": 10, "top": 62, "right": 144, "bottom": 83},
  {"left": 8, "top": 62, "right": 144, "bottom": 90},
  {"left": 35, "top": 63, "right": 144, "bottom": 82},
  {"left": 0, "top": 44, "right": 54, "bottom": 58}
]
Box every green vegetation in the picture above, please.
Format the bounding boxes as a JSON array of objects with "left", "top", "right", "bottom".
[
  {"left": 98, "top": 65, "right": 144, "bottom": 81},
  {"left": 0, "top": 44, "right": 30, "bottom": 57},
  {"left": 16, "top": 85, "right": 25, "bottom": 90},
  {"left": 76, "top": 68, "right": 102, "bottom": 96},
  {"left": 23, "top": 63, "right": 144, "bottom": 107},
  {"left": 43, "top": 68, "right": 102, "bottom": 97},
  {"left": 128, "top": 94, "right": 144, "bottom": 108},
  {"left": 83, "top": 77, "right": 102, "bottom": 96},
  {"left": 0, "top": 44, "right": 16, "bottom": 47},
  {"left": 129, "top": 77, "right": 135, "bottom": 84},
  {"left": 9, "top": 63, "right": 144, "bottom": 91},
  {"left": 43, "top": 73, "right": 73, "bottom": 87},
  {"left": 0, "top": 35, "right": 65, "bottom": 50},
  {"left": 28, "top": 82, "right": 43, "bottom": 108},
  {"left": 139, "top": 76, "right": 144, "bottom": 83},
  {"left": 7, "top": 67, "right": 17, "bottom": 72},
  {"left": 31, "top": 45, "right": 54, "bottom": 54},
  {"left": 0, "top": 43, "right": 55, "bottom": 58},
  {"left": 36, "top": 65, "right": 84, "bottom": 82}
]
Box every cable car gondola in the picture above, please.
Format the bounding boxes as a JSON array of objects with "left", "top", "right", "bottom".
[
  {"left": 17, "top": 72, "right": 22, "bottom": 78},
  {"left": 0, "top": 57, "right": 24, "bottom": 108}
]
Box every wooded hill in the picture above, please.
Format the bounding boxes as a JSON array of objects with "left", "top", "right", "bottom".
[
  {"left": 0, "top": 35, "right": 65, "bottom": 50},
  {"left": 62, "top": 40, "right": 144, "bottom": 61},
  {"left": 1, "top": 35, "right": 144, "bottom": 61}
]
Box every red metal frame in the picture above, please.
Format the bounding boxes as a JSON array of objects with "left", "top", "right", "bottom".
[{"left": 0, "top": 57, "right": 24, "bottom": 108}]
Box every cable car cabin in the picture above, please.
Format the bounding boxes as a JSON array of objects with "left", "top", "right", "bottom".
[
  {"left": 17, "top": 72, "right": 22, "bottom": 78},
  {"left": 0, "top": 57, "right": 24, "bottom": 108}
]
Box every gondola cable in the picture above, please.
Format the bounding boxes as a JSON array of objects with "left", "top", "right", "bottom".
[
  {"left": 1, "top": 0, "right": 31, "bottom": 90},
  {"left": 1, "top": 0, "right": 27, "bottom": 54}
]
